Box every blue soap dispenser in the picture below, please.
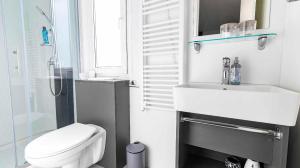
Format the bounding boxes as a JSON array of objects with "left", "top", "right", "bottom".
[
  {"left": 42, "top": 26, "right": 49, "bottom": 44},
  {"left": 230, "top": 57, "right": 241, "bottom": 85}
]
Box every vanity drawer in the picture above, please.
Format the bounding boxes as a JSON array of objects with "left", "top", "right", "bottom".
[{"left": 182, "top": 120, "right": 274, "bottom": 164}]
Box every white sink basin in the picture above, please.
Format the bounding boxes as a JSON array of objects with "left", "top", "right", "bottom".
[{"left": 174, "top": 83, "right": 300, "bottom": 126}]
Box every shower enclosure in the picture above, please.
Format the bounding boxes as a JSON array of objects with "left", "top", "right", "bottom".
[{"left": 0, "top": 0, "right": 79, "bottom": 167}]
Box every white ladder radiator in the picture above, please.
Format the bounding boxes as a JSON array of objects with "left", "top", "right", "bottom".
[{"left": 141, "top": 0, "right": 183, "bottom": 111}]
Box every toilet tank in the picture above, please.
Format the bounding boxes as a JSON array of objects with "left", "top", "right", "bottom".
[{"left": 75, "top": 80, "right": 130, "bottom": 168}]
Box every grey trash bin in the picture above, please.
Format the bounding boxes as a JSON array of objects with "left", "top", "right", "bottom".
[{"left": 126, "top": 142, "right": 145, "bottom": 168}]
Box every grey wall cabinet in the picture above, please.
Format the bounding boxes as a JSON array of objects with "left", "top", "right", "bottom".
[
  {"left": 55, "top": 68, "right": 74, "bottom": 128},
  {"left": 75, "top": 80, "right": 130, "bottom": 168}
]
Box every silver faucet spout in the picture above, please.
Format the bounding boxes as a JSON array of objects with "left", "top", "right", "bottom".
[{"left": 222, "top": 57, "right": 231, "bottom": 85}]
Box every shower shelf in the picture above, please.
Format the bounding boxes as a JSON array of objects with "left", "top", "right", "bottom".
[
  {"left": 40, "top": 43, "right": 53, "bottom": 47},
  {"left": 190, "top": 32, "right": 277, "bottom": 52}
]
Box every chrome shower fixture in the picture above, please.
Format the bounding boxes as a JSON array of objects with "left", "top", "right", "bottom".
[
  {"left": 35, "top": 6, "right": 53, "bottom": 26},
  {"left": 35, "top": 5, "right": 63, "bottom": 97}
]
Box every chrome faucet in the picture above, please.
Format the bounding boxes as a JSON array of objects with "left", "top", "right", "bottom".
[{"left": 222, "top": 57, "right": 231, "bottom": 85}]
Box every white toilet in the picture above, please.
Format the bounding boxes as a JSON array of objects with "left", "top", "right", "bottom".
[{"left": 25, "top": 123, "right": 106, "bottom": 168}]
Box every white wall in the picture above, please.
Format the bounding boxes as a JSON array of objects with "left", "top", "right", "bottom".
[
  {"left": 188, "top": 0, "right": 287, "bottom": 85},
  {"left": 128, "top": 0, "right": 178, "bottom": 167},
  {"left": 280, "top": 1, "right": 300, "bottom": 168},
  {"left": 280, "top": 2, "right": 300, "bottom": 90},
  {"left": 128, "top": 0, "right": 300, "bottom": 168},
  {"left": 77, "top": 0, "right": 95, "bottom": 75},
  {"left": 53, "top": 0, "right": 72, "bottom": 68}
]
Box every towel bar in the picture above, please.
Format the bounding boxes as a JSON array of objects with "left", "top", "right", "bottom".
[{"left": 181, "top": 117, "right": 283, "bottom": 140}]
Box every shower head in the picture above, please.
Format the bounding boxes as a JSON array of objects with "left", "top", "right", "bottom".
[{"left": 36, "top": 6, "right": 53, "bottom": 26}]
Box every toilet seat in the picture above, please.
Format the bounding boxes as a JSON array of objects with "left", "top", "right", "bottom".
[
  {"left": 26, "top": 123, "right": 97, "bottom": 159},
  {"left": 25, "top": 123, "right": 106, "bottom": 168}
]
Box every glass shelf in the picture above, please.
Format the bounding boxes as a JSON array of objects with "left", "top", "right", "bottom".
[{"left": 190, "top": 33, "right": 277, "bottom": 44}]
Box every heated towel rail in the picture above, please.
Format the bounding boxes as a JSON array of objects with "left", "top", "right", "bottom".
[{"left": 142, "top": 0, "right": 184, "bottom": 111}]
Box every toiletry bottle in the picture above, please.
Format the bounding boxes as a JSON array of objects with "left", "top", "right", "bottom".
[
  {"left": 230, "top": 57, "right": 241, "bottom": 85},
  {"left": 42, "top": 27, "right": 49, "bottom": 44}
]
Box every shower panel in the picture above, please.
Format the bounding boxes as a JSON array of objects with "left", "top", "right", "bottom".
[
  {"left": 0, "top": 0, "right": 79, "bottom": 167},
  {"left": 0, "top": 3, "right": 17, "bottom": 167}
]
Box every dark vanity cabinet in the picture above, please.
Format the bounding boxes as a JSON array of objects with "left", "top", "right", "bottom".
[
  {"left": 75, "top": 80, "right": 130, "bottom": 168},
  {"left": 177, "top": 112, "right": 290, "bottom": 168}
]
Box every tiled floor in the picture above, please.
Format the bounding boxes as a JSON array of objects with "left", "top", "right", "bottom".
[
  {"left": 0, "top": 142, "right": 27, "bottom": 168},
  {"left": 0, "top": 146, "right": 15, "bottom": 168}
]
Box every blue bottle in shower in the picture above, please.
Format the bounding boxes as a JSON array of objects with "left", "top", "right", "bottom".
[{"left": 42, "top": 27, "right": 49, "bottom": 44}]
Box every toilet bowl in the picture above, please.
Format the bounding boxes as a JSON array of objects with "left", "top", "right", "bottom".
[{"left": 25, "top": 123, "right": 106, "bottom": 168}]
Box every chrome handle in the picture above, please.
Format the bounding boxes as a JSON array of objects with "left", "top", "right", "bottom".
[
  {"left": 193, "top": 0, "right": 201, "bottom": 52},
  {"left": 181, "top": 117, "right": 283, "bottom": 140}
]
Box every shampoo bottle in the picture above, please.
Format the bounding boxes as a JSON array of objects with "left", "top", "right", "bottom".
[
  {"left": 42, "top": 27, "right": 49, "bottom": 44},
  {"left": 230, "top": 57, "right": 241, "bottom": 85}
]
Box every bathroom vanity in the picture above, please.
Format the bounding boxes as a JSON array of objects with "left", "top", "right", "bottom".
[
  {"left": 174, "top": 84, "right": 300, "bottom": 168},
  {"left": 177, "top": 113, "right": 289, "bottom": 168}
]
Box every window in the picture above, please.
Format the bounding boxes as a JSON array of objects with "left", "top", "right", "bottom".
[
  {"left": 79, "top": 0, "right": 128, "bottom": 77},
  {"left": 93, "top": 0, "right": 128, "bottom": 76}
]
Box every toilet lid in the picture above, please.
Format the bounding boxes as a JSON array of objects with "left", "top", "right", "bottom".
[{"left": 25, "top": 123, "right": 97, "bottom": 159}]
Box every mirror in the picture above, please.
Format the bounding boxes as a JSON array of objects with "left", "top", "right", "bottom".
[{"left": 193, "top": 0, "right": 271, "bottom": 36}]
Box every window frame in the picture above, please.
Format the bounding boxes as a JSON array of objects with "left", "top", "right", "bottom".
[{"left": 92, "top": 0, "right": 128, "bottom": 77}]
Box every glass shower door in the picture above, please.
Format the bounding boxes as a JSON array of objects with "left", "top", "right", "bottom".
[
  {"left": 0, "top": 52, "right": 17, "bottom": 168},
  {"left": 0, "top": 5, "right": 17, "bottom": 166},
  {"left": 1, "top": 0, "right": 57, "bottom": 166},
  {"left": 0, "top": 0, "right": 79, "bottom": 167}
]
